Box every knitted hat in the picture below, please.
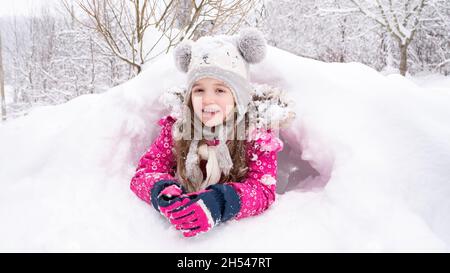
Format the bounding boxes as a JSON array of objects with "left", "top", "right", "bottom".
[{"left": 172, "top": 28, "right": 267, "bottom": 191}]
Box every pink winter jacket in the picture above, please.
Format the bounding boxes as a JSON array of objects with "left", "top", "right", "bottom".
[{"left": 130, "top": 115, "right": 283, "bottom": 220}]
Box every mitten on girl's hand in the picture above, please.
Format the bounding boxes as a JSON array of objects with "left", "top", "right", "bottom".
[
  {"left": 165, "top": 184, "right": 241, "bottom": 237},
  {"left": 150, "top": 179, "right": 186, "bottom": 212}
]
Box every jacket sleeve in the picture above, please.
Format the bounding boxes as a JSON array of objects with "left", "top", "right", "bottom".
[
  {"left": 225, "top": 129, "right": 283, "bottom": 220},
  {"left": 130, "top": 115, "right": 177, "bottom": 205}
]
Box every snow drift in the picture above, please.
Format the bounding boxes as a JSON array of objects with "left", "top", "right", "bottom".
[{"left": 1, "top": 46, "right": 449, "bottom": 252}]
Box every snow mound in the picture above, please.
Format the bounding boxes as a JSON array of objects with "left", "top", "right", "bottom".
[{"left": 1, "top": 46, "right": 449, "bottom": 252}]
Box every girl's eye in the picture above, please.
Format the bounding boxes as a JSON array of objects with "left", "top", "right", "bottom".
[
  {"left": 194, "top": 89, "right": 204, "bottom": 93},
  {"left": 216, "top": 89, "right": 226, "bottom": 93}
]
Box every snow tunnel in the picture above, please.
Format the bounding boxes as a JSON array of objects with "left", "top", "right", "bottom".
[{"left": 276, "top": 123, "right": 334, "bottom": 194}]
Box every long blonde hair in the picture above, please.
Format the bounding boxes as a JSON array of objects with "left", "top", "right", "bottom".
[{"left": 174, "top": 98, "right": 249, "bottom": 193}]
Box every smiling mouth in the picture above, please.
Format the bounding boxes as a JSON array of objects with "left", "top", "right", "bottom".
[{"left": 202, "top": 109, "right": 220, "bottom": 116}]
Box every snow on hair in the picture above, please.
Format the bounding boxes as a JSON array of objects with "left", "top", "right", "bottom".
[{"left": 236, "top": 28, "right": 267, "bottom": 64}]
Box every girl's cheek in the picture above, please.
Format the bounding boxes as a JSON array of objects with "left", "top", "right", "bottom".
[
  {"left": 223, "top": 104, "right": 234, "bottom": 117},
  {"left": 191, "top": 98, "right": 202, "bottom": 112}
]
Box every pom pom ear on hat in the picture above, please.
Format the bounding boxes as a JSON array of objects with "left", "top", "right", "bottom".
[
  {"left": 173, "top": 40, "right": 192, "bottom": 73},
  {"left": 236, "top": 28, "right": 267, "bottom": 64}
]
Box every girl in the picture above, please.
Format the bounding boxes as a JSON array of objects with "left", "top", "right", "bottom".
[{"left": 130, "top": 28, "right": 290, "bottom": 237}]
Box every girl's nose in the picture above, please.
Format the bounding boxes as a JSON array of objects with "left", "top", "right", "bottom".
[{"left": 202, "top": 92, "right": 215, "bottom": 104}]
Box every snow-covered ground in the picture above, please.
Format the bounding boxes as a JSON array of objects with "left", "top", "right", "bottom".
[
  {"left": 409, "top": 73, "right": 450, "bottom": 90},
  {"left": 0, "top": 46, "right": 449, "bottom": 252}
]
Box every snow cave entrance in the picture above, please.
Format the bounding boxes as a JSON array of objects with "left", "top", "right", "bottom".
[{"left": 276, "top": 131, "right": 333, "bottom": 194}]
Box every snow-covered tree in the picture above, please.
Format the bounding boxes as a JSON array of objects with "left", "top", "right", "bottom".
[
  {"left": 0, "top": 31, "right": 5, "bottom": 121},
  {"left": 260, "top": 0, "right": 449, "bottom": 76},
  {"left": 348, "top": 0, "right": 428, "bottom": 75},
  {"left": 0, "top": 9, "right": 132, "bottom": 118},
  {"left": 66, "top": 0, "right": 261, "bottom": 75},
  {"left": 413, "top": 0, "right": 450, "bottom": 75},
  {"left": 261, "top": 0, "right": 378, "bottom": 63}
]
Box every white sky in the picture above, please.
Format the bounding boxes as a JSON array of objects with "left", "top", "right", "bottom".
[{"left": 0, "top": 0, "right": 57, "bottom": 17}]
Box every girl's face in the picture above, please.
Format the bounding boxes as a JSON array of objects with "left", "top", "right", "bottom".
[{"left": 191, "top": 78, "right": 235, "bottom": 127}]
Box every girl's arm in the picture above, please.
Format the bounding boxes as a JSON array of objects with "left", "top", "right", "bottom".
[
  {"left": 130, "top": 116, "right": 178, "bottom": 204},
  {"left": 225, "top": 129, "right": 283, "bottom": 220}
]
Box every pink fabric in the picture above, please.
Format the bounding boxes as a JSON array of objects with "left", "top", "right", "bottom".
[
  {"left": 172, "top": 201, "right": 215, "bottom": 237},
  {"left": 130, "top": 115, "right": 283, "bottom": 221},
  {"left": 159, "top": 184, "right": 183, "bottom": 199},
  {"left": 167, "top": 190, "right": 215, "bottom": 237},
  {"left": 130, "top": 116, "right": 177, "bottom": 204},
  {"left": 159, "top": 198, "right": 191, "bottom": 222},
  {"left": 225, "top": 128, "right": 283, "bottom": 220}
]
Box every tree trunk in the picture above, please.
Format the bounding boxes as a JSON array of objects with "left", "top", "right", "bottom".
[
  {"left": 0, "top": 33, "right": 7, "bottom": 121},
  {"left": 399, "top": 42, "right": 408, "bottom": 76},
  {"left": 90, "top": 36, "right": 96, "bottom": 94}
]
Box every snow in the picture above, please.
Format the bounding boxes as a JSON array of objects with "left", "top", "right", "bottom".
[
  {"left": 1, "top": 46, "right": 450, "bottom": 252},
  {"left": 409, "top": 73, "right": 450, "bottom": 90}
]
